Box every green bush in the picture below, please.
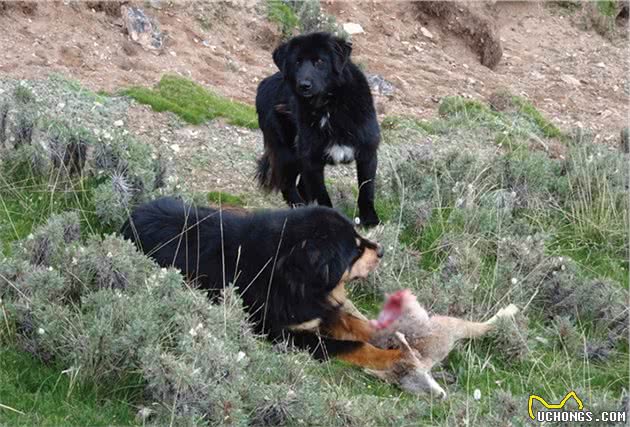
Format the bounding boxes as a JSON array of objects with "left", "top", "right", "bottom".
[{"left": 267, "top": 0, "right": 299, "bottom": 37}]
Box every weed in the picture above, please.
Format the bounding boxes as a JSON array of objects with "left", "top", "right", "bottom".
[
  {"left": 267, "top": 0, "right": 299, "bottom": 38},
  {"left": 0, "top": 102, "right": 9, "bottom": 146},
  {"left": 207, "top": 190, "right": 246, "bottom": 207},
  {"left": 267, "top": 0, "right": 348, "bottom": 39},
  {"left": 14, "top": 85, "right": 34, "bottom": 105},
  {"left": 125, "top": 75, "right": 258, "bottom": 128},
  {"left": 597, "top": 0, "right": 618, "bottom": 16},
  {"left": 13, "top": 111, "right": 35, "bottom": 148}
]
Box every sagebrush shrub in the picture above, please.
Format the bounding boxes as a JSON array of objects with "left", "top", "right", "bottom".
[{"left": 3, "top": 214, "right": 441, "bottom": 425}]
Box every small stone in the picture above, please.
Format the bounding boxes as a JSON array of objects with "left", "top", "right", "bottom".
[
  {"left": 420, "top": 26, "right": 433, "bottom": 39},
  {"left": 366, "top": 74, "right": 395, "bottom": 97},
  {"left": 595, "top": 62, "right": 606, "bottom": 68},
  {"left": 473, "top": 389, "right": 481, "bottom": 400},
  {"left": 170, "top": 144, "right": 180, "bottom": 153},
  {"left": 114, "top": 120, "right": 124, "bottom": 127},
  {"left": 561, "top": 74, "right": 580, "bottom": 86},
  {"left": 343, "top": 22, "right": 364, "bottom": 35}
]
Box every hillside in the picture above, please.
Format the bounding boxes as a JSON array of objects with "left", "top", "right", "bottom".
[{"left": 0, "top": 1, "right": 628, "bottom": 140}]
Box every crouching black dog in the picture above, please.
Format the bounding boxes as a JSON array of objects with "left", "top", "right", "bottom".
[
  {"left": 256, "top": 32, "right": 381, "bottom": 227},
  {"left": 122, "top": 197, "right": 404, "bottom": 370}
]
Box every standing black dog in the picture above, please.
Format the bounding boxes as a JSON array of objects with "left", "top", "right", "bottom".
[{"left": 256, "top": 32, "right": 381, "bottom": 227}]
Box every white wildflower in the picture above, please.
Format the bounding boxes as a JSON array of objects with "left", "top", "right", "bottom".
[
  {"left": 106, "top": 252, "right": 113, "bottom": 258},
  {"left": 37, "top": 327, "right": 45, "bottom": 335},
  {"left": 236, "top": 351, "right": 246, "bottom": 362},
  {"left": 510, "top": 278, "right": 518, "bottom": 285},
  {"left": 473, "top": 389, "right": 481, "bottom": 401}
]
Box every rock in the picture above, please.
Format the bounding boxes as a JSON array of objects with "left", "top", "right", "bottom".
[
  {"left": 121, "top": 5, "right": 165, "bottom": 51},
  {"left": 114, "top": 120, "right": 124, "bottom": 127},
  {"left": 620, "top": 127, "right": 629, "bottom": 154},
  {"left": 595, "top": 62, "right": 606, "bottom": 68},
  {"left": 343, "top": 22, "right": 364, "bottom": 35},
  {"left": 561, "top": 74, "right": 581, "bottom": 86},
  {"left": 420, "top": 26, "right": 433, "bottom": 39},
  {"left": 366, "top": 74, "right": 395, "bottom": 97}
]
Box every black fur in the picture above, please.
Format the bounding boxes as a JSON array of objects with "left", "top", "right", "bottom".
[
  {"left": 121, "top": 197, "right": 372, "bottom": 359},
  {"left": 256, "top": 32, "right": 381, "bottom": 227}
]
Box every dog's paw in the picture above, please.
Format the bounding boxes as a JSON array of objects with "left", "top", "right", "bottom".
[{"left": 358, "top": 212, "right": 381, "bottom": 228}]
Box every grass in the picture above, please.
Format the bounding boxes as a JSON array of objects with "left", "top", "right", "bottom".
[
  {"left": 265, "top": 0, "right": 348, "bottom": 39},
  {"left": 125, "top": 75, "right": 258, "bottom": 128},
  {"left": 0, "top": 347, "right": 137, "bottom": 426},
  {"left": 382, "top": 93, "right": 565, "bottom": 149},
  {"left": 1, "top": 76, "right": 627, "bottom": 424},
  {"left": 207, "top": 190, "right": 247, "bottom": 207},
  {"left": 597, "top": 0, "right": 618, "bottom": 16},
  {"left": 267, "top": 0, "right": 299, "bottom": 37},
  {"left": 0, "top": 166, "right": 106, "bottom": 256}
]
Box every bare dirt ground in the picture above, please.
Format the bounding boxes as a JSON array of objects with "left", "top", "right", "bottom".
[{"left": 0, "top": 1, "right": 628, "bottom": 142}]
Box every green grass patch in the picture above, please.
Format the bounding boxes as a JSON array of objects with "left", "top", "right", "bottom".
[
  {"left": 508, "top": 95, "right": 563, "bottom": 139},
  {"left": 207, "top": 190, "right": 247, "bottom": 207},
  {"left": 0, "top": 171, "right": 105, "bottom": 255},
  {"left": 381, "top": 116, "right": 441, "bottom": 136},
  {"left": 597, "top": 0, "right": 618, "bottom": 16},
  {"left": 401, "top": 208, "right": 452, "bottom": 271},
  {"left": 0, "top": 347, "right": 137, "bottom": 426},
  {"left": 14, "top": 86, "right": 35, "bottom": 105},
  {"left": 125, "top": 75, "right": 258, "bottom": 128}
]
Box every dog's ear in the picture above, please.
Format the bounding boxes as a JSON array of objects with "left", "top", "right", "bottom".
[
  {"left": 277, "top": 239, "right": 348, "bottom": 296},
  {"left": 273, "top": 42, "right": 289, "bottom": 75},
  {"left": 331, "top": 37, "right": 352, "bottom": 74}
]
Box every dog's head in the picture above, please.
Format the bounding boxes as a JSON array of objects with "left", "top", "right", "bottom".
[
  {"left": 272, "top": 32, "right": 352, "bottom": 99},
  {"left": 277, "top": 207, "right": 383, "bottom": 297}
]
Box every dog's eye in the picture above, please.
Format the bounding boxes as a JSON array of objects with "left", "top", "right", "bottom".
[
  {"left": 314, "top": 58, "right": 324, "bottom": 67},
  {"left": 296, "top": 59, "right": 302, "bottom": 65}
]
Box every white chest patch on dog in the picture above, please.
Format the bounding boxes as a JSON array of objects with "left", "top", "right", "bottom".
[{"left": 326, "top": 144, "right": 354, "bottom": 164}]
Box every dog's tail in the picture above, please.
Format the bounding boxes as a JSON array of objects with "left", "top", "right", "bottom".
[{"left": 255, "top": 153, "right": 274, "bottom": 191}]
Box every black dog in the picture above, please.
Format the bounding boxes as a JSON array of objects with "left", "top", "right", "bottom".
[
  {"left": 256, "top": 32, "right": 381, "bottom": 227},
  {"left": 122, "top": 197, "right": 403, "bottom": 370}
]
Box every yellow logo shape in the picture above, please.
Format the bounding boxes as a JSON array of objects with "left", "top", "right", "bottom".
[{"left": 528, "top": 391, "right": 584, "bottom": 420}]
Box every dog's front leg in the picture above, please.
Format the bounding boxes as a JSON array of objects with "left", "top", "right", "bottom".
[
  {"left": 300, "top": 163, "right": 332, "bottom": 207},
  {"left": 356, "top": 152, "right": 380, "bottom": 227}
]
